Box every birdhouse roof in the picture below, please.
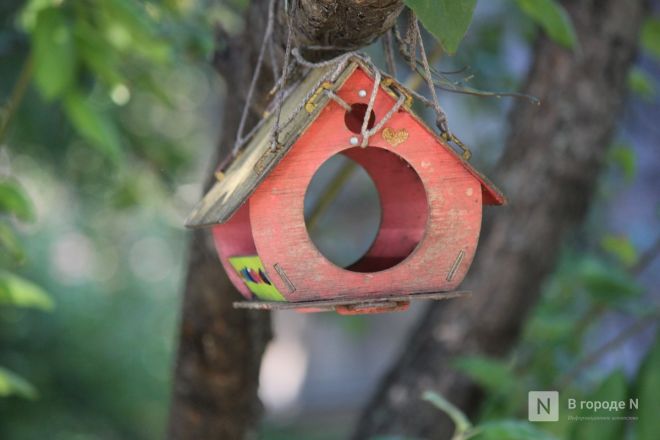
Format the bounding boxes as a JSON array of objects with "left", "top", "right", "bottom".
[{"left": 186, "top": 57, "right": 505, "bottom": 228}]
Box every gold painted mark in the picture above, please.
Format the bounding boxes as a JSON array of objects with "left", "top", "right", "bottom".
[
  {"left": 305, "top": 81, "right": 333, "bottom": 113},
  {"left": 382, "top": 127, "right": 409, "bottom": 147},
  {"left": 381, "top": 77, "right": 414, "bottom": 108},
  {"left": 273, "top": 263, "right": 296, "bottom": 293},
  {"left": 446, "top": 250, "right": 465, "bottom": 282}
]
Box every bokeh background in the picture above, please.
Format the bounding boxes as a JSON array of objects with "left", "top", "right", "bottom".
[{"left": 1, "top": 0, "right": 658, "bottom": 439}]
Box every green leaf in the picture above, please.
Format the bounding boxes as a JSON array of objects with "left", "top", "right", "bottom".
[
  {"left": 0, "top": 271, "right": 54, "bottom": 311},
  {"left": 514, "top": 0, "right": 577, "bottom": 49},
  {"left": 63, "top": 90, "right": 122, "bottom": 163},
  {"left": 600, "top": 235, "right": 638, "bottom": 268},
  {"left": 0, "top": 366, "right": 37, "bottom": 399},
  {"left": 422, "top": 390, "right": 472, "bottom": 435},
  {"left": 404, "top": 0, "right": 478, "bottom": 54},
  {"left": 608, "top": 145, "right": 636, "bottom": 182},
  {"left": 19, "top": 0, "right": 63, "bottom": 30},
  {"left": 0, "top": 222, "right": 26, "bottom": 263},
  {"left": 75, "top": 20, "right": 123, "bottom": 87},
  {"left": 473, "top": 420, "right": 557, "bottom": 440},
  {"left": 453, "top": 356, "right": 516, "bottom": 394},
  {"left": 0, "top": 180, "right": 35, "bottom": 222},
  {"left": 578, "top": 258, "right": 641, "bottom": 305},
  {"left": 635, "top": 335, "right": 660, "bottom": 440},
  {"left": 525, "top": 314, "right": 575, "bottom": 343},
  {"left": 569, "top": 371, "right": 628, "bottom": 440},
  {"left": 100, "top": 0, "right": 171, "bottom": 62},
  {"left": 641, "top": 18, "right": 660, "bottom": 60},
  {"left": 627, "top": 68, "right": 657, "bottom": 101},
  {"left": 31, "top": 7, "right": 76, "bottom": 100}
]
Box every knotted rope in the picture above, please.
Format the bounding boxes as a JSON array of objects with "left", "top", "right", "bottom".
[{"left": 230, "top": 1, "right": 459, "bottom": 162}]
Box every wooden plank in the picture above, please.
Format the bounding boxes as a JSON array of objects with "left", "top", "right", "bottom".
[
  {"left": 233, "top": 290, "right": 471, "bottom": 311},
  {"left": 185, "top": 62, "right": 359, "bottom": 227}
]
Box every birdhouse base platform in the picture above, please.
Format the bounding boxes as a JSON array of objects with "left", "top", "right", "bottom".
[{"left": 233, "top": 291, "right": 470, "bottom": 315}]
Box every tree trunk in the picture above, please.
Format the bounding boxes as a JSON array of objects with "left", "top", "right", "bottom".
[
  {"left": 352, "top": 0, "right": 646, "bottom": 439},
  {"left": 167, "top": 1, "right": 403, "bottom": 439}
]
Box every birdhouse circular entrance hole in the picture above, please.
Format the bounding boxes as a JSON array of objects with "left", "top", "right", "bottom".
[{"left": 303, "top": 147, "right": 428, "bottom": 273}]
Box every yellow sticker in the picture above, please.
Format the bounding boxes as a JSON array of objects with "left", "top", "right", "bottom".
[{"left": 228, "top": 256, "right": 285, "bottom": 302}]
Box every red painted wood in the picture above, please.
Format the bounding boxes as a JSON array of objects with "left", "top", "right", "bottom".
[
  {"left": 342, "top": 147, "right": 428, "bottom": 272},
  {"left": 211, "top": 203, "right": 255, "bottom": 300},
  {"left": 247, "top": 67, "right": 484, "bottom": 302}
]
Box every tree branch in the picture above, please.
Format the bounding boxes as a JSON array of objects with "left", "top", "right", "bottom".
[{"left": 556, "top": 307, "right": 659, "bottom": 389}]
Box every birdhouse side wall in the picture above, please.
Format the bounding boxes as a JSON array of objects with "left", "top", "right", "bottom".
[{"left": 211, "top": 203, "right": 257, "bottom": 300}]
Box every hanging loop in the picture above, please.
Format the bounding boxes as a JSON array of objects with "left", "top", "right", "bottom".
[{"left": 441, "top": 132, "right": 472, "bottom": 161}]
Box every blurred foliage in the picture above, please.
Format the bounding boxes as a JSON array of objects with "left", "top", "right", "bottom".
[
  {"left": 0, "top": 0, "right": 232, "bottom": 437},
  {"left": 0, "top": 366, "right": 37, "bottom": 399},
  {"left": 450, "top": 199, "right": 659, "bottom": 438},
  {"left": 416, "top": 390, "right": 557, "bottom": 440},
  {"left": 641, "top": 17, "right": 660, "bottom": 59},
  {"left": 513, "top": 0, "right": 575, "bottom": 48},
  {"left": 1, "top": 174, "right": 52, "bottom": 401},
  {"left": 628, "top": 67, "right": 657, "bottom": 102},
  {"left": 405, "top": 0, "right": 576, "bottom": 54}
]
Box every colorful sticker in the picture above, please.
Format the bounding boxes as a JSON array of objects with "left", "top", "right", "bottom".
[{"left": 228, "top": 256, "right": 285, "bottom": 301}]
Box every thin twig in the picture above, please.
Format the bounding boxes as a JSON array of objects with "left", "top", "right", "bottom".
[
  {"left": 555, "top": 308, "right": 660, "bottom": 389},
  {"left": 632, "top": 235, "right": 660, "bottom": 276},
  {"left": 405, "top": 44, "right": 443, "bottom": 92},
  {"left": 0, "top": 56, "right": 33, "bottom": 144},
  {"left": 383, "top": 29, "right": 397, "bottom": 77},
  {"left": 306, "top": 161, "right": 358, "bottom": 231},
  {"left": 552, "top": 238, "right": 660, "bottom": 388}
]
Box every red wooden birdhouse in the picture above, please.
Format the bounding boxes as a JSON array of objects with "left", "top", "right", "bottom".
[{"left": 186, "top": 57, "right": 505, "bottom": 314}]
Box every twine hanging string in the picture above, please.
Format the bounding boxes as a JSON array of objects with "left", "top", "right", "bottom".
[
  {"left": 230, "top": 0, "right": 364, "bottom": 158},
  {"left": 390, "top": 13, "right": 475, "bottom": 159},
  {"left": 230, "top": 0, "right": 407, "bottom": 161},
  {"left": 412, "top": 16, "right": 448, "bottom": 134},
  {"left": 232, "top": 1, "right": 534, "bottom": 163},
  {"left": 382, "top": 29, "right": 397, "bottom": 77},
  {"left": 231, "top": 0, "right": 277, "bottom": 157},
  {"left": 231, "top": 2, "right": 458, "bottom": 162},
  {"left": 358, "top": 68, "right": 406, "bottom": 148},
  {"left": 278, "top": 48, "right": 405, "bottom": 149},
  {"left": 270, "top": 0, "right": 294, "bottom": 150},
  {"left": 360, "top": 68, "right": 381, "bottom": 147}
]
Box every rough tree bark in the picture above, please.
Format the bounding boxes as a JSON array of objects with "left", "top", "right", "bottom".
[
  {"left": 167, "top": 1, "right": 403, "bottom": 439},
  {"left": 353, "top": 0, "right": 647, "bottom": 439}
]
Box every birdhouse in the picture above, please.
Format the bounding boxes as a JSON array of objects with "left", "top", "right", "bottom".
[{"left": 186, "top": 57, "right": 505, "bottom": 315}]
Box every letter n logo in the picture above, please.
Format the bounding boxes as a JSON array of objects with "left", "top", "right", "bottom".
[{"left": 528, "top": 391, "right": 559, "bottom": 422}]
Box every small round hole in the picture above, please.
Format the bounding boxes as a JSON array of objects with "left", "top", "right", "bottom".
[
  {"left": 344, "top": 103, "right": 376, "bottom": 134},
  {"left": 304, "top": 147, "right": 428, "bottom": 273}
]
